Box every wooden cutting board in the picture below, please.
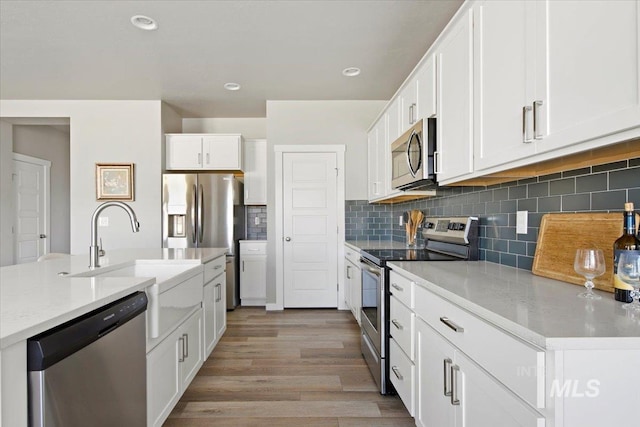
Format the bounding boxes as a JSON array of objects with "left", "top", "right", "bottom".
[{"left": 532, "top": 213, "right": 627, "bottom": 293}]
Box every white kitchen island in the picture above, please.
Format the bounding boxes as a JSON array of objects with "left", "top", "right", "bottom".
[
  {"left": 388, "top": 260, "right": 640, "bottom": 427},
  {"left": 0, "top": 247, "right": 227, "bottom": 427}
]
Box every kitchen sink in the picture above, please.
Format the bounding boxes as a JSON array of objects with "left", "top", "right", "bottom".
[{"left": 71, "top": 260, "right": 201, "bottom": 291}]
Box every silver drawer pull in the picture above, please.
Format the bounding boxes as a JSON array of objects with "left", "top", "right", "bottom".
[
  {"left": 213, "top": 265, "right": 222, "bottom": 270},
  {"left": 391, "top": 283, "right": 404, "bottom": 292},
  {"left": 440, "top": 317, "right": 464, "bottom": 333},
  {"left": 451, "top": 365, "right": 461, "bottom": 406},
  {"left": 392, "top": 366, "right": 404, "bottom": 381},
  {"left": 178, "top": 337, "right": 185, "bottom": 362},
  {"left": 443, "top": 358, "right": 452, "bottom": 396},
  {"left": 183, "top": 333, "right": 189, "bottom": 358},
  {"left": 391, "top": 319, "right": 403, "bottom": 330}
]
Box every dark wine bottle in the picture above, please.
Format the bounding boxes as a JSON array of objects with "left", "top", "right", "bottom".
[{"left": 613, "top": 203, "right": 640, "bottom": 302}]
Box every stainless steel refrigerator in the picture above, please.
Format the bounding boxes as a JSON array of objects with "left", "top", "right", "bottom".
[{"left": 162, "top": 173, "right": 245, "bottom": 309}]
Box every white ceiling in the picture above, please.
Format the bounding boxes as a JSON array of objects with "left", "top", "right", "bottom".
[{"left": 0, "top": 0, "right": 463, "bottom": 118}]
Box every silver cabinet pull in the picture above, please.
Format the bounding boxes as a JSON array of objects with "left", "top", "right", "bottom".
[
  {"left": 346, "top": 265, "right": 351, "bottom": 279},
  {"left": 214, "top": 264, "right": 222, "bottom": 270},
  {"left": 206, "top": 152, "right": 210, "bottom": 165},
  {"left": 391, "top": 319, "right": 403, "bottom": 330},
  {"left": 443, "top": 358, "right": 452, "bottom": 396},
  {"left": 451, "top": 365, "right": 461, "bottom": 406},
  {"left": 178, "top": 337, "right": 185, "bottom": 362},
  {"left": 533, "top": 100, "right": 543, "bottom": 140},
  {"left": 392, "top": 366, "right": 404, "bottom": 380},
  {"left": 183, "top": 333, "right": 189, "bottom": 358},
  {"left": 391, "top": 283, "right": 404, "bottom": 292},
  {"left": 409, "top": 104, "right": 414, "bottom": 124},
  {"left": 412, "top": 103, "right": 417, "bottom": 123},
  {"left": 522, "top": 105, "right": 533, "bottom": 143},
  {"left": 242, "top": 260, "right": 245, "bottom": 272},
  {"left": 433, "top": 151, "right": 440, "bottom": 174},
  {"left": 440, "top": 317, "right": 464, "bottom": 333},
  {"left": 198, "top": 153, "right": 202, "bottom": 165}
]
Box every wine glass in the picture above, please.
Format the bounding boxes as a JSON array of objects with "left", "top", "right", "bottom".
[
  {"left": 574, "top": 249, "right": 605, "bottom": 300},
  {"left": 617, "top": 251, "right": 640, "bottom": 310}
]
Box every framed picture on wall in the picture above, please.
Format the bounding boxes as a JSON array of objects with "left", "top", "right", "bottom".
[{"left": 95, "top": 163, "right": 134, "bottom": 201}]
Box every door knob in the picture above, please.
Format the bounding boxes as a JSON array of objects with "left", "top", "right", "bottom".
[
  {"left": 285, "top": 237, "right": 291, "bottom": 242},
  {"left": 39, "top": 234, "right": 46, "bottom": 239}
]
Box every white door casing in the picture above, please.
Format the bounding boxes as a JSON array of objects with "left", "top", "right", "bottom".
[
  {"left": 274, "top": 145, "right": 346, "bottom": 311},
  {"left": 13, "top": 153, "right": 50, "bottom": 264}
]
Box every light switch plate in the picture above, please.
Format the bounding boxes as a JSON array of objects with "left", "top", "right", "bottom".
[
  {"left": 254, "top": 216, "right": 260, "bottom": 225},
  {"left": 516, "top": 211, "right": 528, "bottom": 234},
  {"left": 99, "top": 217, "right": 109, "bottom": 227}
]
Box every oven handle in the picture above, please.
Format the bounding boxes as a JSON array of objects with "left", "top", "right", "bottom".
[{"left": 360, "top": 257, "right": 382, "bottom": 276}]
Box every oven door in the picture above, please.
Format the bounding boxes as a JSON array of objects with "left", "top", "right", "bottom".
[{"left": 360, "top": 257, "right": 384, "bottom": 356}]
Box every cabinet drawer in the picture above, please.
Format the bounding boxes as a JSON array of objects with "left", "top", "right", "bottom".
[
  {"left": 414, "top": 283, "right": 545, "bottom": 409},
  {"left": 240, "top": 241, "right": 267, "bottom": 255},
  {"left": 390, "top": 295, "right": 414, "bottom": 361},
  {"left": 390, "top": 338, "right": 415, "bottom": 416},
  {"left": 204, "top": 256, "right": 226, "bottom": 283},
  {"left": 389, "top": 270, "right": 414, "bottom": 309},
  {"left": 344, "top": 245, "right": 361, "bottom": 266}
]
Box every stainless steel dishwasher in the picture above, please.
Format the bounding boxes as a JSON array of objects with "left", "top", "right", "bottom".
[{"left": 27, "top": 291, "right": 148, "bottom": 427}]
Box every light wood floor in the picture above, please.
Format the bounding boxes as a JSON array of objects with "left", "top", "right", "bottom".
[{"left": 165, "top": 307, "right": 414, "bottom": 427}]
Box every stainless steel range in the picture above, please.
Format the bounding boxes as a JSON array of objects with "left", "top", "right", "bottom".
[{"left": 360, "top": 216, "right": 479, "bottom": 394}]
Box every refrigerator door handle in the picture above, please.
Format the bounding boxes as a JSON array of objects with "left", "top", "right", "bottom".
[
  {"left": 198, "top": 184, "right": 204, "bottom": 243},
  {"left": 191, "top": 184, "right": 197, "bottom": 244}
]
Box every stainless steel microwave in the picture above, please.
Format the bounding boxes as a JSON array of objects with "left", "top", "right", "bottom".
[{"left": 391, "top": 118, "right": 437, "bottom": 190}]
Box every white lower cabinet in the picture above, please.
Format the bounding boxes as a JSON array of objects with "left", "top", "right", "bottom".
[
  {"left": 240, "top": 241, "right": 267, "bottom": 305},
  {"left": 215, "top": 279, "right": 226, "bottom": 338},
  {"left": 147, "top": 308, "right": 203, "bottom": 427},
  {"left": 415, "top": 317, "right": 544, "bottom": 427},
  {"left": 203, "top": 256, "right": 226, "bottom": 358},
  {"left": 344, "top": 245, "right": 361, "bottom": 324}
]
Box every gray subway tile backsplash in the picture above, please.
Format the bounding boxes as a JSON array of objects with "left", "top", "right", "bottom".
[
  {"left": 346, "top": 158, "right": 639, "bottom": 271},
  {"left": 246, "top": 206, "right": 267, "bottom": 240}
]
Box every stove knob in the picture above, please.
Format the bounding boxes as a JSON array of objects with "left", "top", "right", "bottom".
[
  {"left": 447, "top": 223, "right": 455, "bottom": 230},
  {"left": 458, "top": 223, "right": 466, "bottom": 231}
]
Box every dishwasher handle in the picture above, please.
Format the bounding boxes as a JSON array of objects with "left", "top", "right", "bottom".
[{"left": 27, "top": 292, "right": 148, "bottom": 371}]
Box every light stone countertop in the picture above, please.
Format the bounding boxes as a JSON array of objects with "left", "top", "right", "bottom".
[
  {"left": 389, "top": 260, "right": 640, "bottom": 350},
  {"left": 0, "top": 248, "right": 227, "bottom": 349}
]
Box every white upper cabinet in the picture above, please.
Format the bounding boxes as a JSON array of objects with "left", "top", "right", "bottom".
[
  {"left": 474, "top": 0, "right": 640, "bottom": 172},
  {"left": 416, "top": 55, "right": 437, "bottom": 121},
  {"left": 535, "top": 0, "right": 640, "bottom": 153},
  {"left": 368, "top": 111, "right": 401, "bottom": 202},
  {"left": 166, "top": 134, "right": 243, "bottom": 171},
  {"left": 473, "top": 0, "right": 537, "bottom": 170},
  {"left": 400, "top": 78, "right": 418, "bottom": 133},
  {"left": 436, "top": 8, "right": 474, "bottom": 183},
  {"left": 243, "top": 139, "right": 267, "bottom": 205}
]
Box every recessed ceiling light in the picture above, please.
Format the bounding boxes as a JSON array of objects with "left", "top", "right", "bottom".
[
  {"left": 342, "top": 67, "right": 361, "bottom": 77},
  {"left": 131, "top": 15, "right": 158, "bottom": 31},
  {"left": 224, "top": 82, "right": 241, "bottom": 91}
]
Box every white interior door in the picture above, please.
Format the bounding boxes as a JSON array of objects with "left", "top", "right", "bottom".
[
  {"left": 283, "top": 152, "right": 338, "bottom": 308},
  {"left": 13, "top": 154, "right": 50, "bottom": 264}
]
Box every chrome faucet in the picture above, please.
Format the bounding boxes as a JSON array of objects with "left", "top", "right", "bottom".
[{"left": 90, "top": 201, "right": 140, "bottom": 268}]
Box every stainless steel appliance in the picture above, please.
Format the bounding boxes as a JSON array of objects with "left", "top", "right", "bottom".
[
  {"left": 27, "top": 292, "right": 148, "bottom": 427},
  {"left": 391, "top": 118, "right": 437, "bottom": 190},
  {"left": 360, "top": 216, "right": 478, "bottom": 394},
  {"left": 162, "top": 173, "right": 245, "bottom": 308}
]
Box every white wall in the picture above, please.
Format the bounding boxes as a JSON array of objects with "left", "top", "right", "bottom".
[
  {"left": 182, "top": 118, "right": 267, "bottom": 139},
  {"left": 0, "top": 121, "right": 14, "bottom": 266},
  {"left": 161, "top": 102, "right": 183, "bottom": 172},
  {"left": 13, "top": 125, "right": 71, "bottom": 254},
  {"left": 265, "top": 100, "right": 386, "bottom": 304},
  {"left": 0, "top": 100, "right": 164, "bottom": 254}
]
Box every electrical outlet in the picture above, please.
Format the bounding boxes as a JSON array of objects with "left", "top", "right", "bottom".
[
  {"left": 399, "top": 215, "right": 403, "bottom": 226},
  {"left": 99, "top": 217, "right": 109, "bottom": 227},
  {"left": 516, "top": 211, "right": 528, "bottom": 234},
  {"left": 254, "top": 216, "right": 260, "bottom": 225}
]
